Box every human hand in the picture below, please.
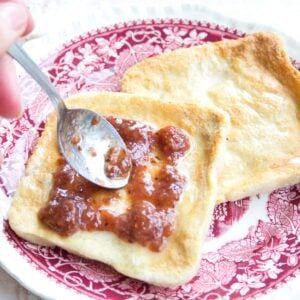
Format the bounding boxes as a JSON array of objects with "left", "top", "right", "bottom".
[{"left": 0, "top": 0, "right": 34, "bottom": 118}]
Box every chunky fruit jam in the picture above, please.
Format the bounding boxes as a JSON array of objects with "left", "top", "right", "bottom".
[{"left": 39, "top": 117, "right": 190, "bottom": 251}]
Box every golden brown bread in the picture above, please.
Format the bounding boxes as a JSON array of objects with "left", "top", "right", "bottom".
[
  {"left": 122, "top": 32, "right": 300, "bottom": 203},
  {"left": 9, "top": 92, "right": 229, "bottom": 287}
]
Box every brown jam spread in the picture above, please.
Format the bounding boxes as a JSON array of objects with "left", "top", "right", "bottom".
[
  {"left": 38, "top": 117, "right": 190, "bottom": 251},
  {"left": 104, "top": 146, "right": 131, "bottom": 179},
  {"left": 91, "top": 116, "right": 101, "bottom": 126},
  {"left": 71, "top": 135, "right": 80, "bottom": 145}
]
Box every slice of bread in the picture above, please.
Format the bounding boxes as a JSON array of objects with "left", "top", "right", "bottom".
[
  {"left": 122, "top": 32, "right": 300, "bottom": 203},
  {"left": 9, "top": 92, "right": 229, "bottom": 287}
]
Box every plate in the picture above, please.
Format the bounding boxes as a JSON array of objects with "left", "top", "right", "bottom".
[{"left": 0, "top": 19, "right": 299, "bottom": 299}]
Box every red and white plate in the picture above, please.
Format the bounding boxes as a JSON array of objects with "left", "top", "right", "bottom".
[{"left": 0, "top": 19, "right": 299, "bottom": 299}]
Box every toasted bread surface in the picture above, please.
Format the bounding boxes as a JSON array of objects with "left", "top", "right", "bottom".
[{"left": 122, "top": 32, "right": 300, "bottom": 203}]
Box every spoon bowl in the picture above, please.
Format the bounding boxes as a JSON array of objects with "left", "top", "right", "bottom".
[
  {"left": 58, "top": 108, "right": 130, "bottom": 188},
  {"left": 8, "top": 42, "right": 131, "bottom": 189}
]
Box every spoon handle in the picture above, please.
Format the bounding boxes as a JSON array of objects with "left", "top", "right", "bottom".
[{"left": 7, "top": 42, "right": 66, "bottom": 113}]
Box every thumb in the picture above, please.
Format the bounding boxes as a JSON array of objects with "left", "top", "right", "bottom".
[{"left": 0, "top": 1, "right": 28, "bottom": 55}]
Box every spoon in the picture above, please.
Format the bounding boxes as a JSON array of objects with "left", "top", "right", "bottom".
[{"left": 7, "top": 42, "right": 131, "bottom": 189}]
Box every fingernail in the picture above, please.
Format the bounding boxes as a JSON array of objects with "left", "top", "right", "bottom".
[{"left": 0, "top": 2, "right": 27, "bottom": 31}]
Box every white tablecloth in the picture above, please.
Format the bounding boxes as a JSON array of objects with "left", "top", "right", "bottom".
[{"left": 1, "top": 0, "right": 299, "bottom": 299}]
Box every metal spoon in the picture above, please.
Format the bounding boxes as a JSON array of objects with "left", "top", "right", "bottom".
[{"left": 8, "top": 42, "right": 131, "bottom": 189}]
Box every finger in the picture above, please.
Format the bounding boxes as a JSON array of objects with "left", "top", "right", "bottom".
[
  {"left": 0, "top": 54, "right": 22, "bottom": 118},
  {"left": 22, "top": 9, "right": 34, "bottom": 36},
  {"left": 0, "top": 1, "right": 28, "bottom": 54},
  {"left": 5, "top": 0, "right": 34, "bottom": 35}
]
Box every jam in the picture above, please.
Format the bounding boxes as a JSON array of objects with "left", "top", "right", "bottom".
[
  {"left": 91, "top": 116, "right": 101, "bottom": 125},
  {"left": 156, "top": 126, "right": 191, "bottom": 162},
  {"left": 38, "top": 117, "right": 190, "bottom": 251},
  {"left": 89, "top": 147, "right": 97, "bottom": 157},
  {"left": 71, "top": 135, "right": 80, "bottom": 145},
  {"left": 104, "top": 146, "right": 131, "bottom": 179}
]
